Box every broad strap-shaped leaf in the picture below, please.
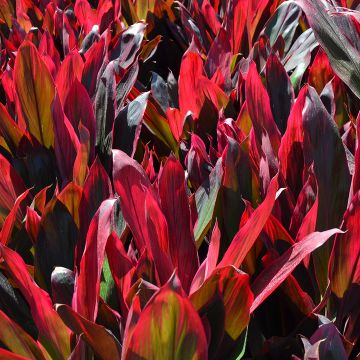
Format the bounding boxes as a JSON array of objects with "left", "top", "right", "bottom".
[
  {"left": 0, "top": 310, "right": 49, "bottom": 360},
  {"left": 190, "top": 266, "right": 253, "bottom": 341},
  {"left": 0, "top": 270, "right": 37, "bottom": 340},
  {"left": 113, "top": 91, "right": 149, "bottom": 157},
  {"left": 73, "top": 123, "right": 90, "bottom": 187},
  {"left": 205, "top": 27, "right": 232, "bottom": 89},
  {"left": 221, "top": 137, "right": 252, "bottom": 241},
  {"left": 292, "top": 175, "right": 319, "bottom": 242},
  {"left": 106, "top": 232, "right": 135, "bottom": 316},
  {"left": 307, "top": 323, "right": 348, "bottom": 359},
  {"left": 0, "top": 244, "right": 70, "bottom": 359},
  {"left": 0, "top": 0, "right": 14, "bottom": 26},
  {"left": 95, "top": 61, "right": 116, "bottom": 157},
  {"left": 250, "top": 229, "right": 343, "bottom": 313},
  {"left": 113, "top": 150, "right": 151, "bottom": 250},
  {"left": 151, "top": 72, "right": 171, "bottom": 112},
  {"left": 52, "top": 94, "right": 79, "bottom": 186},
  {"left": 0, "top": 103, "right": 26, "bottom": 152},
  {"left": 0, "top": 154, "right": 27, "bottom": 227},
  {"left": 123, "top": 276, "right": 208, "bottom": 360},
  {"left": 77, "top": 157, "right": 113, "bottom": 265},
  {"left": 129, "top": 88, "right": 179, "bottom": 155},
  {"left": 25, "top": 207, "right": 40, "bottom": 244},
  {"left": 56, "top": 304, "right": 122, "bottom": 360},
  {"left": 55, "top": 51, "right": 84, "bottom": 104},
  {"left": 0, "top": 190, "right": 30, "bottom": 245},
  {"left": 282, "top": 29, "right": 318, "bottom": 89},
  {"left": 74, "top": 0, "right": 97, "bottom": 34},
  {"left": 116, "top": 61, "right": 139, "bottom": 110},
  {"left": 296, "top": 0, "right": 360, "bottom": 99},
  {"left": 350, "top": 114, "right": 360, "bottom": 199},
  {"left": 265, "top": 53, "right": 294, "bottom": 135},
  {"left": 223, "top": 0, "right": 248, "bottom": 54},
  {"left": 218, "top": 175, "right": 281, "bottom": 268},
  {"left": 283, "top": 29, "right": 317, "bottom": 72},
  {"left": 186, "top": 133, "right": 212, "bottom": 190},
  {"left": 190, "top": 221, "right": 221, "bottom": 293},
  {"left": 109, "top": 22, "right": 146, "bottom": 67},
  {"left": 57, "top": 182, "right": 82, "bottom": 228},
  {"left": 73, "top": 199, "right": 117, "bottom": 321},
  {"left": 64, "top": 79, "right": 96, "bottom": 162},
  {"left": 329, "top": 191, "right": 360, "bottom": 298},
  {"left": 166, "top": 107, "right": 183, "bottom": 143},
  {"left": 246, "top": 61, "right": 281, "bottom": 158},
  {"left": 278, "top": 85, "right": 307, "bottom": 199},
  {"left": 262, "top": 1, "right": 301, "bottom": 52},
  {"left": 82, "top": 38, "right": 106, "bottom": 98},
  {"left": 14, "top": 41, "right": 55, "bottom": 148},
  {"left": 194, "top": 157, "right": 223, "bottom": 247},
  {"left": 0, "top": 349, "right": 32, "bottom": 360},
  {"left": 308, "top": 48, "right": 334, "bottom": 94},
  {"left": 145, "top": 190, "right": 174, "bottom": 285},
  {"left": 35, "top": 198, "right": 77, "bottom": 292},
  {"left": 159, "top": 156, "right": 199, "bottom": 292},
  {"left": 178, "top": 48, "right": 228, "bottom": 120},
  {"left": 302, "top": 86, "right": 351, "bottom": 291}
]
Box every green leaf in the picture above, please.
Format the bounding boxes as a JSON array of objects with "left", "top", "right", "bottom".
[{"left": 194, "top": 158, "right": 223, "bottom": 248}]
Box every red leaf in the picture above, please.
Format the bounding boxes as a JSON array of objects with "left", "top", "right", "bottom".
[
  {"left": 56, "top": 304, "right": 122, "bottom": 360},
  {"left": 38, "top": 30, "right": 60, "bottom": 75},
  {"left": 218, "top": 175, "right": 281, "bottom": 268},
  {"left": 0, "top": 310, "right": 48, "bottom": 360},
  {"left": 246, "top": 61, "right": 281, "bottom": 158},
  {"left": 166, "top": 107, "right": 183, "bottom": 143},
  {"left": 351, "top": 114, "right": 360, "bottom": 197},
  {"left": 190, "top": 266, "right": 253, "bottom": 340},
  {"left": 302, "top": 86, "right": 351, "bottom": 291},
  {"left": 55, "top": 51, "right": 84, "bottom": 105},
  {"left": 308, "top": 48, "right": 334, "bottom": 94},
  {"left": 0, "top": 190, "right": 30, "bottom": 245},
  {"left": 278, "top": 85, "right": 307, "bottom": 199},
  {"left": 0, "top": 244, "right": 71, "bottom": 359},
  {"left": 178, "top": 49, "right": 204, "bottom": 119},
  {"left": 145, "top": 190, "right": 174, "bottom": 285},
  {"left": 190, "top": 221, "right": 220, "bottom": 294},
  {"left": 52, "top": 94, "right": 79, "bottom": 186},
  {"left": 112, "top": 150, "right": 151, "bottom": 250},
  {"left": 123, "top": 276, "right": 208, "bottom": 360},
  {"left": 223, "top": 0, "right": 248, "bottom": 54},
  {"left": 77, "top": 157, "right": 112, "bottom": 265},
  {"left": 159, "top": 156, "right": 199, "bottom": 292},
  {"left": 0, "top": 154, "right": 27, "bottom": 227},
  {"left": 106, "top": 232, "right": 135, "bottom": 317},
  {"left": 64, "top": 79, "right": 96, "bottom": 162},
  {"left": 25, "top": 207, "right": 41, "bottom": 244},
  {"left": 82, "top": 38, "right": 106, "bottom": 98},
  {"left": 74, "top": 0, "right": 97, "bottom": 34},
  {"left": 73, "top": 199, "right": 116, "bottom": 321},
  {"left": 329, "top": 191, "right": 360, "bottom": 298},
  {"left": 250, "top": 229, "right": 343, "bottom": 313},
  {"left": 0, "top": 102, "right": 26, "bottom": 152},
  {"left": 0, "top": 349, "right": 31, "bottom": 360}
]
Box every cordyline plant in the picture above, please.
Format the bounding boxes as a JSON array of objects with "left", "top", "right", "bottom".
[{"left": 0, "top": 0, "right": 359, "bottom": 358}]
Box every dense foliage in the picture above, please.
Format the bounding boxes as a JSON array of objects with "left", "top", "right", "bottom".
[{"left": 0, "top": 0, "right": 359, "bottom": 358}]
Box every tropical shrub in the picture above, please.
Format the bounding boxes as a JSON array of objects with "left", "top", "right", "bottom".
[{"left": 0, "top": 0, "right": 359, "bottom": 359}]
